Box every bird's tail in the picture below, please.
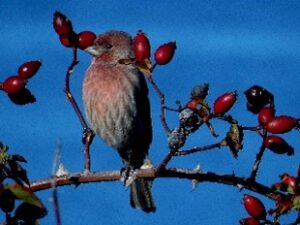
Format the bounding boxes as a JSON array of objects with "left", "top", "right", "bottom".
[{"left": 130, "top": 178, "right": 156, "bottom": 213}]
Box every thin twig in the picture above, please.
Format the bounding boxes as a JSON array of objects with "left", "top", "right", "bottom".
[
  {"left": 175, "top": 141, "right": 224, "bottom": 156},
  {"left": 164, "top": 106, "right": 180, "bottom": 112},
  {"left": 52, "top": 189, "right": 62, "bottom": 225},
  {"left": 156, "top": 149, "right": 176, "bottom": 173},
  {"left": 249, "top": 131, "right": 267, "bottom": 181},
  {"left": 241, "top": 126, "right": 261, "bottom": 131},
  {"left": 147, "top": 76, "right": 171, "bottom": 135},
  {"left": 211, "top": 114, "right": 238, "bottom": 124},
  {"left": 205, "top": 121, "right": 219, "bottom": 137},
  {"left": 51, "top": 140, "right": 62, "bottom": 225},
  {"left": 64, "top": 47, "right": 94, "bottom": 172}
]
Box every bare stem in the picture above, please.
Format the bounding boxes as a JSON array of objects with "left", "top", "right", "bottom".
[
  {"left": 52, "top": 188, "right": 62, "bottom": 225},
  {"left": 249, "top": 132, "right": 267, "bottom": 181},
  {"left": 175, "top": 141, "right": 224, "bottom": 156},
  {"left": 64, "top": 47, "right": 94, "bottom": 172},
  {"left": 156, "top": 149, "right": 177, "bottom": 173},
  {"left": 147, "top": 76, "right": 171, "bottom": 135},
  {"left": 241, "top": 126, "right": 261, "bottom": 131}
]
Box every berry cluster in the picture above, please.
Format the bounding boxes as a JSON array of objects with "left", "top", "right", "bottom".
[
  {"left": 240, "top": 167, "right": 300, "bottom": 224},
  {"left": 245, "top": 85, "right": 299, "bottom": 156},
  {"left": 53, "top": 11, "right": 96, "bottom": 50},
  {"left": 167, "top": 83, "right": 242, "bottom": 157},
  {"left": 133, "top": 30, "right": 176, "bottom": 74},
  {"left": 0, "top": 60, "right": 41, "bottom": 105},
  {"left": 270, "top": 168, "right": 300, "bottom": 219}
]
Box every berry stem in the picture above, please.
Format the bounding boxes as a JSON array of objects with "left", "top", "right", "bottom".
[
  {"left": 64, "top": 47, "right": 93, "bottom": 172},
  {"left": 151, "top": 62, "right": 157, "bottom": 72},
  {"left": 147, "top": 75, "right": 171, "bottom": 135},
  {"left": 249, "top": 131, "right": 267, "bottom": 181}
]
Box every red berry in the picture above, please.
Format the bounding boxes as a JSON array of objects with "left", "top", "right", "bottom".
[
  {"left": 18, "top": 60, "right": 41, "bottom": 79},
  {"left": 213, "top": 91, "right": 237, "bottom": 115},
  {"left": 258, "top": 106, "right": 275, "bottom": 126},
  {"left": 2, "top": 76, "right": 26, "bottom": 94},
  {"left": 266, "top": 116, "right": 298, "bottom": 134},
  {"left": 275, "top": 197, "right": 293, "bottom": 214},
  {"left": 59, "top": 36, "right": 73, "bottom": 47},
  {"left": 264, "top": 135, "right": 294, "bottom": 155},
  {"left": 59, "top": 32, "right": 77, "bottom": 48},
  {"left": 239, "top": 217, "right": 260, "bottom": 225},
  {"left": 243, "top": 194, "right": 266, "bottom": 220},
  {"left": 281, "top": 174, "right": 298, "bottom": 192},
  {"left": 77, "top": 31, "right": 97, "bottom": 50},
  {"left": 53, "top": 11, "right": 73, "bottom": 37},
  {"left": 154, "top": 41, "right": 176, "bottom": 65},
  {"left": 133, "top": 31, "right": 151, "bottom": 62}
]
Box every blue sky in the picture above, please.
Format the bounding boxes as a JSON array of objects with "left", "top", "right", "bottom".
[{"left": 1, "top": 1, "right": 300, "bottom": 224}]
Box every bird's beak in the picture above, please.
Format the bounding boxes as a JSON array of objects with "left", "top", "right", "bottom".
[{"left": 84, "top": 45, "right": 105, "bottom": 57}]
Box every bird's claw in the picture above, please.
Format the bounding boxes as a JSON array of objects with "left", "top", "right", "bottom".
[
  {"left": 82, "top": 128, "right": 95, "bottom": 144},
  {"left": 120, "top": 167, "right": 137, "bottom": 188}
]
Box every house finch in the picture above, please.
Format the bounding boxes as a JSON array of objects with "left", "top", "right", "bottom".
[{"left": 82, "top": 30, "right": 155, "bottom": 212}]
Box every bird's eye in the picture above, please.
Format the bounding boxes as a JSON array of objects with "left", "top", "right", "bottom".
[{"left": 106, "top": 44, "right": 112, "bottom": 49}]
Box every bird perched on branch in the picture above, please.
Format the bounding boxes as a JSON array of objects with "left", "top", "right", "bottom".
[{"left": 82, "top": 30, "right": 155, "bottom": 212}]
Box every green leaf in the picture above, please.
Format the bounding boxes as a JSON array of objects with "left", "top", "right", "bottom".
[
  {"left": 7, "top": 184, "right": 44, "bottom": 209},
  {"left": 292, "top": 195, "right": 300, "bottom": 210},
  {"left": 0, "top": 142, "right": 9, "bottom": 163}
]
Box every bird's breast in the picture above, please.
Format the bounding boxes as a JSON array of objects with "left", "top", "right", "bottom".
[{"left": 82, "top": 64, "right": 140, "bottom": 149}]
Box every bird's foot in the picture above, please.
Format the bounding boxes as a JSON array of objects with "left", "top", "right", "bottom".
[{"left": 120, "top": 167, "right": 137, "bottom": 188}]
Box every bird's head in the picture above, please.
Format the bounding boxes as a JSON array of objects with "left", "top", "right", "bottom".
[{"left": 85, "top": 30, "right": 134, "bottom": 64}]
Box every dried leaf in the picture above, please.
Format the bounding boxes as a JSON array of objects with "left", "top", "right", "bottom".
[
  {"left": 137, "top": 58, "right": 152, "bottom": 76},
  {"left": 225, "top": 124, "right": 244, "bottom": 158}
]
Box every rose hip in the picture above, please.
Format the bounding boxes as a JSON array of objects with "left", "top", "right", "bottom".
[
  {"left": 133, "top": 31, "right": 151, "bottom": 62},
  {"left": 243, "top": 194, "right": 266, "bottom": 220},
  {"left": 77, "top": 31, "right": 97, "bottom": 50},
  {"left": 2, "top": 76, "right": 26, "bottom": 95},
  {"left": 266, "top": 116, "right": 298, "bottom": 134},
  {"left": 264, "top": 135, "right": 294, "bottom": 155},
  {"left": 53, "top": 11, "right": 73, "bottom": 37},
  {"left": 213, "top": 91, "right": 237, "bottom": 115},
  {"left": 154, "top": 42, "right": 176, "bottom": 65},
  {"left": 258, "top": 106, "right": 275, "bottom": 126},
  {"left": 18, "top": 60, "right": 41, "bottom": 79}
]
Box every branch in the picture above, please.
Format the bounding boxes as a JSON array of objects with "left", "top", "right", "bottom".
[
  {"left": 64, "top": 47, "right": 94, "bottom": 172},
  {"left": 175, "top": 141, "right": 224, "bottom": 156},
  {"left": 29, "top": 168, "right": 285, "bottom": 201},
  {"left": 249, "top": 131, "right": 267, "bottom": 181},
  {"left": 147, "top": 76, "right": 171, "bottom": 135}
]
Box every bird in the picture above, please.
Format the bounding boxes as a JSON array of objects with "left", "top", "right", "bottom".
[{"left": 82, "top": 30, "right": 155, "bottom": 213}]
